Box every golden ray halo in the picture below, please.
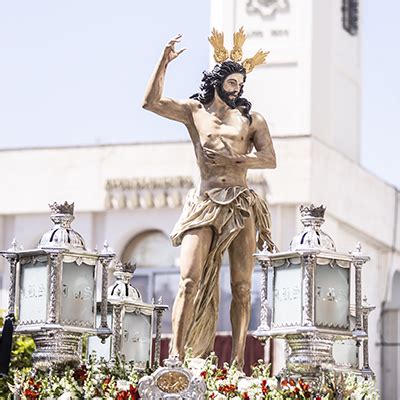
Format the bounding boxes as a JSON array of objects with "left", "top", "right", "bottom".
[{"left": 208, "top": 26, "right": 269, "bottom": 73}]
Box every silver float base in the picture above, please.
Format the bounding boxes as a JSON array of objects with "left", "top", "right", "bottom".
[
  {"left": 31, "top": 330, "right": 82, "bottom": 371},
  {"left": 285, "top": 333, "right": 335, "bottom": 379}
]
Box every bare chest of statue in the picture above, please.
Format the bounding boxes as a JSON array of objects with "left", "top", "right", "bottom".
[{"left": 191, "top": 104, "right": 253, "bottom": 154}]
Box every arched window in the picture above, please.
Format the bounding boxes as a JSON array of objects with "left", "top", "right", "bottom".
[
  {"left": 122, "top": 230, "right": 180, "bottom": 334},
  {"left": 122, "top": 230, "right": 178, "bottom": 268}
]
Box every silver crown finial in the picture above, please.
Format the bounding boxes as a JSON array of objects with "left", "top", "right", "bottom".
[
  {"left": 300, "top": 204, "right": 326, "bottom": 219},
  {"left": 49, "top": 201, "right": 74, "bottom": 216},
  {"left": 11, "top": 238, "right": 18, "bottom": 251}
]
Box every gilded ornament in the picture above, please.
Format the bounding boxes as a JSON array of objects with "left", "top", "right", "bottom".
[
  {"left": 209, "top": 27, "right": 270, "bottom": 73},
  {"left": 242, "top": 49, "right": 270, "bottom": 73},
  {"left": 156, "top": 371, "right": 190, "bottom": 393},
  {"left": 208, "top": 28, "right": 228, "bottom": 63},
  {"left": 230, "top": 26, "right": 246, "bottom": 62}
]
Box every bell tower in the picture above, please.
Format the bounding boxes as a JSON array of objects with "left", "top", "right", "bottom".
[{"left": 211, "top": 0, "right": 361, "bottom": 161}]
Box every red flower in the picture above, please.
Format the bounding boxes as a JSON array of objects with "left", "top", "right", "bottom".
[
  {"left": 130, "top": 384, "right": 140, "bottom": 400},
  {"left": 242, "top": 391, "right": 250, "bottom": 400},
  {"left": 281, "top": 379, "right": 289, "bottom": 387},
  {"left": 216, "top": 368, "right": 228, "bottom": 380},
  {"left": 218, "top": 384, "right": 237, "bottom": 394},
  {"left": 200, "top": 370, "right": 207, "bottom": 379},
  {"left": 103, "top": 376, "right": 111, "bottom": 386},
  {"left": 73, "top": 365, "right": 88, "bottom": 384},
  {"left": 289, "top": 378, "right": 296, "bottom": 387},
  {"left": 24, "top": 378, "right": 41, "bottom": 399},
  {"left": 27, "top": 378, "right": 41, "bottom": 391},
  {"left": 116, "top": 390, "right": 130, "bottom": 400},
  {"left": 23, "top": 390, "right": 39, "bottom": 399},
  {"left": 261, "top": 379, "right": 269, "bottom": 394},
  {"left": 316, "top": 396, "right": 322, "bottom": 400}
]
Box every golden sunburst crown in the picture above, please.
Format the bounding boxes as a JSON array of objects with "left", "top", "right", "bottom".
[
  {"left": 208, "top": 26, "right": 269, "bottom": 73},
  {"left": 208, "top": 28, "right": 229, "bottom": 64}
]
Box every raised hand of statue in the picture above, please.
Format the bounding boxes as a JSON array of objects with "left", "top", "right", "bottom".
[{"left": 162, "top": 34, "right": 187, "bottom": 64}]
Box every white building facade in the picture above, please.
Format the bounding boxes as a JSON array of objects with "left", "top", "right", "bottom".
[{"left": 0, "top": 0, "right": 399, "bottom": 397}]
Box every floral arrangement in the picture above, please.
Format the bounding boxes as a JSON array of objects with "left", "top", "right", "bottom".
[
  {"left": 5, "top": 354, "right": 379, "bottom": 400},
  {"left": 9, "top": 356, "right": 142, "bottom": 400},
  {"left": 195, "top": 357, "right": 379, "bottom": 400}
]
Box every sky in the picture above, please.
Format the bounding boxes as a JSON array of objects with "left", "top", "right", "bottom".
[
  {"left": 361, "top": 0, "right": 400, "bottom": 188},
  {"left": 0, "top": 1, "right": 399, "bottom": 188},
  {"left": 0, "top": 1, "right": 209, "bottom": 147}
]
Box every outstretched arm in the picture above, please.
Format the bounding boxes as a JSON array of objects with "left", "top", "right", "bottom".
[
  {"left": 142, "top": 34, "right": 192, "bottom": 124},
  {"left": 204, "top": 112, "right": 277, "bottom": 169}
]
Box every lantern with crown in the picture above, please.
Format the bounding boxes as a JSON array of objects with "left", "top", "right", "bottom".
[
  {"left": 0, "top": 201, "right": 115, "bottom": 371},
  {"left": 253, "top": 204, "right": 372, "bottom": 380},
  {"left": 88, "top": 261, "right": 168, "bottom": 369}
]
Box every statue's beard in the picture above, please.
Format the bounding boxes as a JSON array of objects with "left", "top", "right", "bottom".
[{"left": 216, "top": 86, "right": 238, "bottom": 108}]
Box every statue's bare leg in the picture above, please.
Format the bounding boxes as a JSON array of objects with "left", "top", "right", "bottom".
[
  {"left": 170, "top": 227, "right": 213, "bottom": 359},
  {"left": 228, "top": 212, "right": 256, "bottom": 368}
]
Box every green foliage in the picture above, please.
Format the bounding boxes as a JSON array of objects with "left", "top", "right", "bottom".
[{"left": 0, "top": 311, "right": 35, "bottom": 399}]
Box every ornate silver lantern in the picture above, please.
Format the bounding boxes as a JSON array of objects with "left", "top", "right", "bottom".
[
  {"left": 88, "top": 262, "right": 168, "bottom": 369},
  {"left": 254, "top": 204, "right": 372, "bottom": 379},
  {"left": 0, "top": 202, "right": 114, "bottom": 370}
]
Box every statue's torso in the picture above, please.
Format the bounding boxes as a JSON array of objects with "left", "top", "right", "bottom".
[{"left": 188, "top": 102, "right": 254, "bottom": 194}]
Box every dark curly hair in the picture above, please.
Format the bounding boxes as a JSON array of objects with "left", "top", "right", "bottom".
[{"left": 190, "top": 61, "right": 252, "bottom": 123}]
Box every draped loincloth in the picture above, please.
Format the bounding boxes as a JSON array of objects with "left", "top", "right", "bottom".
[{"left": 170, "top": 186, "right": 274, "bottom": 358}]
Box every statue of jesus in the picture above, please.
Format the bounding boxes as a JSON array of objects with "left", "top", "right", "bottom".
[{"left": 143, "top": 28, "right": 276, "bottom": 368}]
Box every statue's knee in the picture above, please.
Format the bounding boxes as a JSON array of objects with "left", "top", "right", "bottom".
[
  {"left": 232, "top": 282, "right": 251, "bottom": 303},
  {"left": 179, "top": 278, "right": 198, "bottom": 296}
]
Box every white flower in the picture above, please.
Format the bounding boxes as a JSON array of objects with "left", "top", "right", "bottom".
[
  {"left": 213, "top": 394, "right": 228, "bottom": 400},
  {"left": 116, "top": 379, "right": 130, "bottom": 391},
  {"left": 266, "top": 376, "right": 278, "bottom": 390},
  {"left": 237, "top": 377, "right": 257, "bottom": 392},
  {"left": 187, "top": 357, "right": 207, "bottom": 376},
  {"left": 58, "top": 392, "right": 72, "bottom": 400}
]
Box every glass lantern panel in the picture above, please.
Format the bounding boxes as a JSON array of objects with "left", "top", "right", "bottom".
[
  {"left": 61, "top": 262, "right": 95, "bottom": 328},
  {"left": 122, "top": 311, "right": 152, "bottom": 368},
  {"left": 87, "top": 313, "right": 112, "bottom": 360},
  {"left": 20, "top": 260, "right": 48, "bottom": 324},
  {"left": 315, "top": 264, "right": 350, "bottom": 329},
  {"left": 332, "top": 339, "right": 359, "bottom": 368},
  {"left": 273, "top": 263, "right": 302, "bottom": 327}
]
